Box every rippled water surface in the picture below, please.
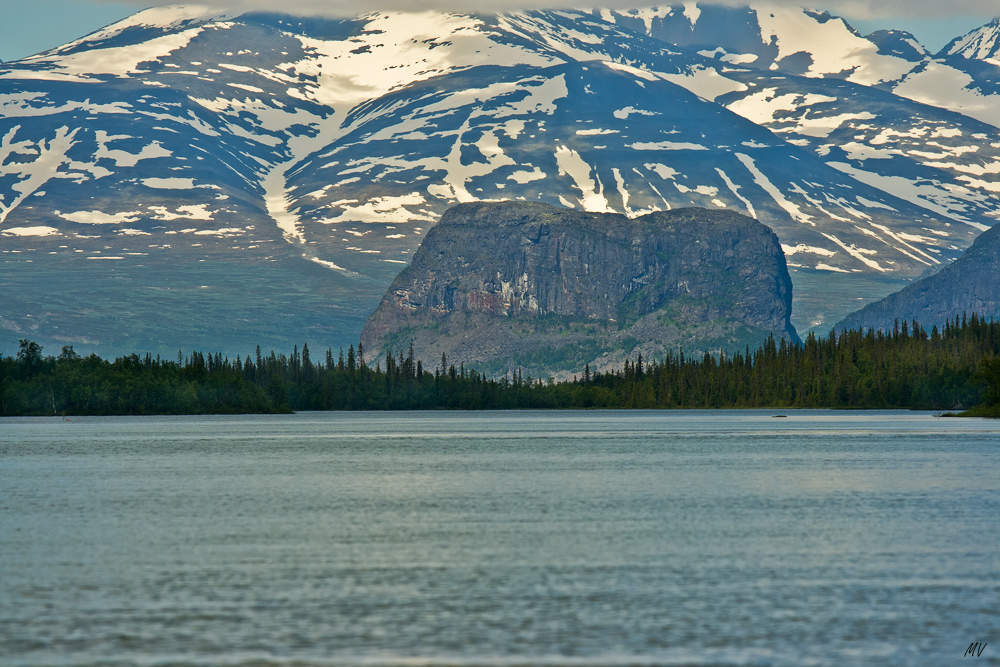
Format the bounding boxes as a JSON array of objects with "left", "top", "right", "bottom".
[{"left": 1, "top": 410, "right": 998, "bottom": 666}]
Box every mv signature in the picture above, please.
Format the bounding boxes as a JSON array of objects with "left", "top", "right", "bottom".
[{"left": 965, "top": 642, "right": 988, "bottom": 657}]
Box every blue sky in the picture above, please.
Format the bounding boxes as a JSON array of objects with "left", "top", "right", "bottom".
[{"left": 0, "top": 0, "right": 996, "bottom": 63}]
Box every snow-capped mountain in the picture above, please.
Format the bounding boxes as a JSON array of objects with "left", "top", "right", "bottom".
[
  {"left": 1, "top": 4, "right": 999, "bottom": 355},
  {"left": 599, "top": 5, "right": 917, "bottom": 86},
  {"left": 943, "top": 18, "right": 1000, "bottom": 63},
  {"left": 600, "top": 5, "right": 1000, "bottom": 126}
]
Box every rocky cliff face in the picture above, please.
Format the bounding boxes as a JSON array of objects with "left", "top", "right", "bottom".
[
  {"left": 835, "top": 225, "right": 1000, "bottom": 332},
  {"left": 361, "top": 202, "right": 798, "bottom": 376}
]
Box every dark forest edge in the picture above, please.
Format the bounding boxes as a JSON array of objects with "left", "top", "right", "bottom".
[{"left": 2, "top": 314, "right": 1000, "bottom": 416}]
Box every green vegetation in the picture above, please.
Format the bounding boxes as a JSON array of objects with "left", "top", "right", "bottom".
[
  {"left": 0, "top": 341, "right": 286, "bottom": 415},
  {"left": 2, "top": 314, "right": 999, "bottom": 415},
  {"left": 956, "top": 356, "right": 1000, "bottom": 417}
]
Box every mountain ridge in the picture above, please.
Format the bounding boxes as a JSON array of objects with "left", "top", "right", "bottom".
[{"left": 2, "top": 4, "right": 999, "bottom": 356}]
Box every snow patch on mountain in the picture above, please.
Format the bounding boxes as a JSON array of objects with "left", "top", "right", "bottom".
[
  {"left": 150, "top": 205, "right": 215, "bottom": 221},
  {"left": 630, "top": 141, "right": 708, "bottom": 151},
  {"left": 555, "top": 145, "right": 614, "bottom": 213},
  {"left": 95, "top": 133, "right": 171, "bottom": 167},
  {"left": 725, "top": 87, "right": 877, "bottom": 140},
  {"left": 8, "top": 27, "right": 207, "bottom": 82},
  {"left": 0, "top": 93, "right": 133, "bottom": 118},
  {"left": 291, "top": 12, "right": 557, "bottom": 112},
  {"left": 660, "top": 65, "right": 749, "bottom": 101},
  {"left": 319, "top": 194, "right": 437, "bottom": 224},
  {"left": 47, "top": 5, "right": 227, "bottom": 56},
  {"left": 0, "top": 125, "right": 79, "bottom": 223},
  {"left": 782, "top": 242, "right": 836, "bottom": 258},
  {"left": 714, "top": 167, "right": 756, "bottom": 219},
  {"left": 735, "top": 152, "right": 812, "bottom": 225},
  {"left": 828, "top": 162, "right": 990, "bottom": 231},
  {"left": 892, "top": 62, "right": 1000, "bottom": 128},
  {"left": 754, "top": 7, "right": 913, "bottom": 86},
  {"left": 2, "top": 225, "right": 60, "bottom": 237},
  {"left": 142, "top": 177, "right": 199, "bottom": 190},
  {"left": 58, "top": 210, "right": 141, "bottom": 225}
]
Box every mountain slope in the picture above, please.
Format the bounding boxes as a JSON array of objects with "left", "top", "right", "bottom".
[
  {"left": 597, "top": 5, "right": 1000, "bottom": 127},
  {"left": 2, "top": 5, "right": 1000, "bottom": 355},
  {"left": 285, "top": 59, "right": 963, "bottom": 277},
  {"left": 834, "top": 223, "right": 1000, "bottom": 332}
]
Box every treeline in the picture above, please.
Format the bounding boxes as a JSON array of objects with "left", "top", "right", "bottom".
[
  {"left": 1, "top": 342, "right": 284, "bottom": 416},
  {"left": 2, "top": 314, "right": 999, "bottom": 416}
]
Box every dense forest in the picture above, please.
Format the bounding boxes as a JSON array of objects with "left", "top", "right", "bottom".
[{"left": 2, "top": 315, "right": 1000, "bottom": 416}]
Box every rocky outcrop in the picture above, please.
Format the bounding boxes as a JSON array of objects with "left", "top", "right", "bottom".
[
  {"left": 835, "top": 224, "right": 1000, "bottom": 332},
  {"left": 361, "top": 201, "right": 798, "bottom": 376}
]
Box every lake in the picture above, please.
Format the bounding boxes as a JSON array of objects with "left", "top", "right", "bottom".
[{"left": 1, "top": 410, "right": 997, "bottom": 666}]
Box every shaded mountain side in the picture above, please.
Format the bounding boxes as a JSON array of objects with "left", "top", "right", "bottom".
[
  {"left": 835, "top": 224, "right": 1000, "bottom": 332},
  {"left": 0, "top": 244, "right": 394, "bottom": 359},
  {"left": 361, "top": 202, "right": 798, "bottom": 377}
]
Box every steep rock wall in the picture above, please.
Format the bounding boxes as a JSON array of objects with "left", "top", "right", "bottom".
[{"left": 362, "top": 201, "right": 798, "bottom": 376}]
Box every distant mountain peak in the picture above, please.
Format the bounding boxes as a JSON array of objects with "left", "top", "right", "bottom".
[
  {"left": 865, "top": 29, "right": 928, "bottom": 62},
  {"left": 37, "top": 5, "right": 230, "bottom": 59},
  {"left": 941, "top": 17, "right": 1000, "bottom": 62}
]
